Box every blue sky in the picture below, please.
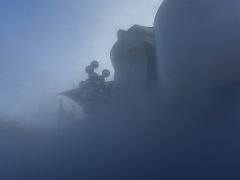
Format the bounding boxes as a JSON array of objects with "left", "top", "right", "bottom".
[{"left": 0, "top": 0, "right": 162, "bottom": 122}]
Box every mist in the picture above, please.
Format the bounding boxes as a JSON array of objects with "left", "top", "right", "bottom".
[
  {"left": 1, "top": 0, "right": 240, "bottom": 179},
  {"left": 0, "top": 0, "right": 162, "bottom": 125}
]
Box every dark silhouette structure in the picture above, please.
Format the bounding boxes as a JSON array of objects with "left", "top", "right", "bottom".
[
  {"left": 62, "top": 25, "right": 157, "bottom": 116},
  {"left": 58, "top": 1, "right": 240, "bottom": 179},
  {"left": 61, "top": 60, "right": 113, "bottom": 115}
]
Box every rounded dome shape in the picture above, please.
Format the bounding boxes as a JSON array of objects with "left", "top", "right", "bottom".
[
  {"left": 154, "top": 0, "right": 240, "bottom": 97},
  {"left": 90, "top": 60, "right": 99, "bottom": 69},
  {"left": 85, "top": 65, "right": 94, "bottom": 74},
  {"left": 102, "top": 69, "right": 110, "bottom": 78}
]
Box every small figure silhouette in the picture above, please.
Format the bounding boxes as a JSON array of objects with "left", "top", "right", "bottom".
[
  {"left": 90, "top": 60, "right": 99, "bottom": 70},
  {"left": 102, "top": 69, "right": 110, "bottom": 82}
]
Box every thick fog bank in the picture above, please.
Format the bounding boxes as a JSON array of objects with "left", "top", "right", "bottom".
[
  {"left": 1, "top": 88, "right": 240, "bottom": 179},
  {"left": 2, "top": 0, "right": 240, "bottom": 179}
]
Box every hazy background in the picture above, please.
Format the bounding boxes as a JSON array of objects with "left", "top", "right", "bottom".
[{"left": 0, "top": 0, "right": 162, "bottom": 125}]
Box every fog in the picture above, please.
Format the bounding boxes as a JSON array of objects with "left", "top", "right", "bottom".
[
  {"left": 0, "top": 0, "right": 162, "bottom": 124},
  {"left": 0, "top": 0, "right": 166, "bottom": 179},
  {"left": 1, "top": 0, "right": 240, "bottom": 179}
]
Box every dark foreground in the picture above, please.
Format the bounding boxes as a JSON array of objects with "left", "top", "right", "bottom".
[{"left": 1, "top": 92, "right": 240, "bottom": 180}]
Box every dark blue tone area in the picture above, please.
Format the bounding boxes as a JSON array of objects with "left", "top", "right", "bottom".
[
  {"left": 0, "top": 0, "right": 160, "bottom": 119},
  {"left": 3, "top": 0, "right": 240, "bottom": 179}
]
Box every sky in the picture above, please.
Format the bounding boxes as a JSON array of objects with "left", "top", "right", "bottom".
[{"left": 0, "top": 0, "right": 162, "bottom": 123}]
